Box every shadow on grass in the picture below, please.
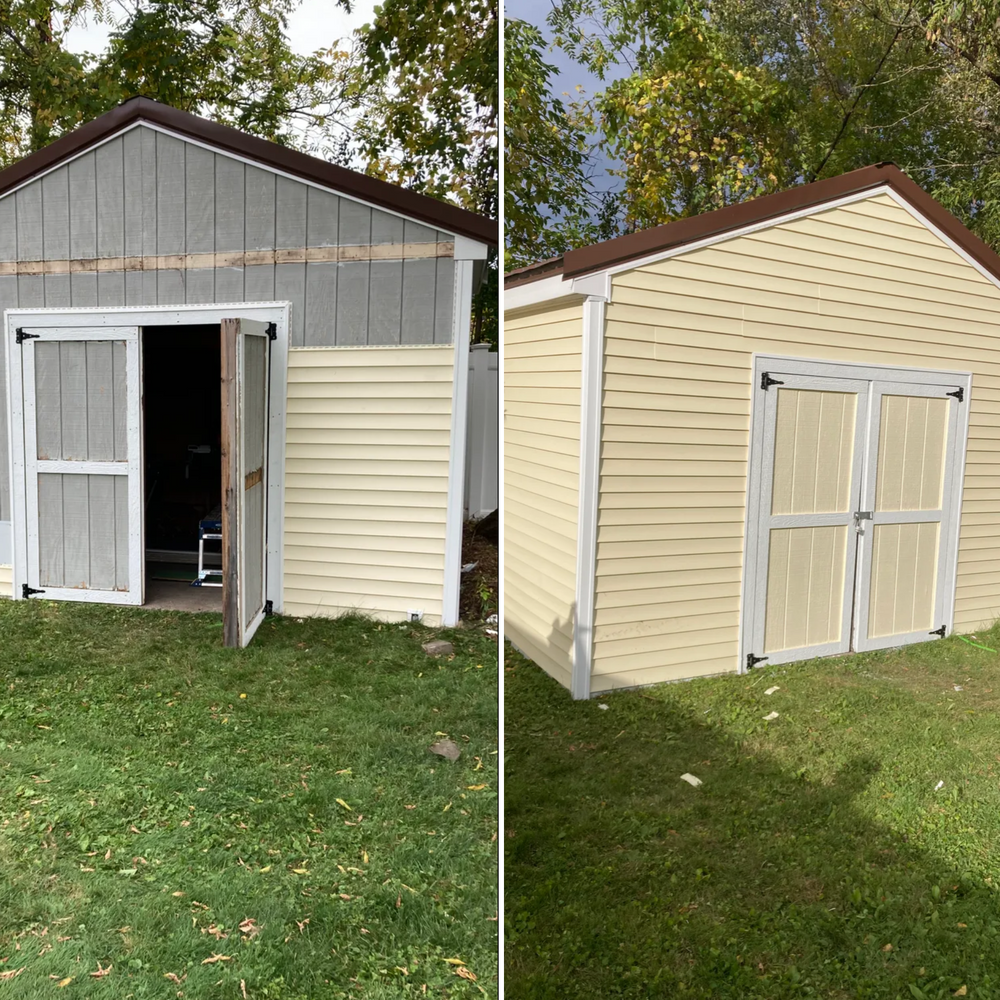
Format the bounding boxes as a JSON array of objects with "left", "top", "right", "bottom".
[{"left": 505, "top": 653, "right": 1000, "bottom": 1000}]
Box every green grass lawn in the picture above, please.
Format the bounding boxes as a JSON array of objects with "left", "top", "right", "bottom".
[
  {"left": 0, "top": 601, "right": 497, "bottom": 999},
  {"left": 506, "top": 627, "right": 1000, "bottom": 999}
]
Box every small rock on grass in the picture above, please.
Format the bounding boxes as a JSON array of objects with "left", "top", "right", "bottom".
[
  {"left": 422, "top": 640, "right": 454, "bottom": 657},
  {"left": 429, "top": 739, "right": 461, "bottom": 762}
]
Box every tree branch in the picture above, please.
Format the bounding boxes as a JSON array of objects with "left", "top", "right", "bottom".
[{"left": 806, "top": 2, "right": 912, "bottom": 183}]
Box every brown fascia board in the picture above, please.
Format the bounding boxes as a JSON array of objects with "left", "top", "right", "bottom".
[
  {"left": 0, "top": 97, "right": 498, "bottom": 246},
  {"left": 504, "top": 162, "right": 1000, "bottom": 287}
]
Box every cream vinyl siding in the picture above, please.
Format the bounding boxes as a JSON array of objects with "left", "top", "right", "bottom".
[
  {"left": 505, "top": 302, "right": 582, "bottom": 689},
  {"left": 594, "top": 191, "right": 1000, "bottom": 692},
  {"left": 0, "top": 564, "right": 9, "bottom": 597},
  {"left": 282, "top": 345, "right": 453, "bottom": 625}
]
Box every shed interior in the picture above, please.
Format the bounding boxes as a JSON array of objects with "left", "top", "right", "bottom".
[{"left": 142, "top": 324, "right": 222, "bottom": 605}]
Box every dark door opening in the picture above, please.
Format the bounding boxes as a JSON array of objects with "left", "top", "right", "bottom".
[{"left": 142, "top": 324, "right": 222, "bottom": 608}]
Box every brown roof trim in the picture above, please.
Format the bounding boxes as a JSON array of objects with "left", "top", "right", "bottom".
[
  {"left": 0, "top": 97, "right": 497, "bottom": 246},
  {"left": 504, "top": 162, "right": 1000, "bottom": 286}
]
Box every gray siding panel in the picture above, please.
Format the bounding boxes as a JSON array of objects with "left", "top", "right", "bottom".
[
  {"left": 0, "top": 274, "right": 17, "bottom": 519},
  {"left": 157, "top": 269, "right": 185, "bottom": 305},
  {"left": 124, "top": 269, "right": 143, "bottom": 306},
  {"left": 335, "top": 260, "right": 369, "bottom": 344},
  {"left": 244, "top": 264, "right": 275, "bottom": 302},
  {"left": 215, "top": 155, "right": 245, "bottom": 252},
  {"left": 155, "top": 133, "right": 186, "bottom": 255},
  {"left": 276, "top": 177, "right": 307, "bottom": 249},
  {"left": 404, "top": 219, "right": 437, "bottom": 244},
  {"left": 276, "top": 262, "right": 306, "bottom": 346},
  {"left": 122, "top": 128, "right": 144, "bottom": 256},
  {"left": 434, "top": 257, "right": 455, "bottom": 343},
  {"left": 401, "top": 258, "right": 436, "bottom": 343},
  {"left": 98, "top": 271, "right": 126, "bottom": 307},
  {"left": 306, "top": 187, "right": 339, "bottom": 247},
  {"left": 304, "top": 262, "right": 336, "bottom": 345},
  {"left": 215, "top": 266, "right": 244, "bottom": 302},
  {"left": 245, "top": 166, "right": 275, "bottom": 250},
  {"left": 96, "top": 137, "right": 125, "bottom": 258},
  {"left": 372, "top": 209, "right": 404, "bottom": 245},
  {"left": 42, "top": 168, "right": 70, "bottom": 260},
  {"left": 18, "top": 275, "right": 44, "bottom": 307},
  {"left": 70, "top": 272, "right": 98, "bottom": 307},
  {"left": 368, "top": 259, "right": 402, "bottom": 344},
  {"left": 44, "top": 273, "right": 71, "bottom": 308},
  {"left": 16, "top": 182, "right": 43, "bottom": 261},
  {"left": 140, "top": 127, "right": 157, "bottom": 256},
  {"left": 0, "top": 196, "right": 16, "bottom": 260},
  {"left": 186, "top": 268, "right": 215, "bottom": 304},
  {"left": 69, "top": 152, "right": 98, "bottom": 260},
  {"left": 185, "top": 143, "right": 215, "bottom": 253},
  {"left": 339, "top": 201, "right": 371, "bottom": 246}
]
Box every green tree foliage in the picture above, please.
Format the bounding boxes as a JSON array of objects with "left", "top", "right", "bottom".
[{"left": 510, "top": 0, "right": 1000, "bottom": 263}]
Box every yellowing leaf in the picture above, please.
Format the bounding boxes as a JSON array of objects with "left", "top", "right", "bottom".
[
  {"left": 443, "top": 958, "right": 466, "bottom": 965},
  {"left": 292, "top": 868, "right": 309, "bottom": 875},
  {"left": 259, "top": 865, "right": 271, "bottom": 873},
  {"left": 239, "top": 693, "right": 247, "bottom": 699},
  {"left": 57, "top": 977, "right": 73, "bottom": 988},
  {"left": 466, "top": 784, "right": 487, "bottom": 791},
  {"left": 0, "top": 969, "right": 24, "bottom": 981},
  {"left": 201, "top": 954, "right": 232, "bottom": 965},
  {"left": 336, "top": 798, "right": 352, "bottom": 811}
]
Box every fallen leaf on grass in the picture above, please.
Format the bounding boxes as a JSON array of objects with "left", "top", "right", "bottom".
[
  {"left": 466, "top": 784, "right": 487, "bottom": 791},
  {"left": 90, "top": 962, "right": 112, "bottom": 978},
  {"left": 443, "top": 958, "right": 466, "bottom": 966},
  {"left": 763, "top": 712, "right": 780, "bottom": 721},
  {"left": 241, "top": 980, "right": 248, "bottom": 999},
  {"left": 954, "top": 987, "right": 967, "bottom": 997},
  {"left": 455, "top": 967, "right": 477, "bottom": 982},
  {"left": 201, "top": 925, "right": 227, "bottom": 941},
  {"left": 164, "top": 972, "right": 187, "bottom": 984},
  {"left": 404, "top": 804, "right": 416, "bottom": 810},
  {"left": 130, "top": 825, "right": 141, "bottom": 834},
  {"left": 0, "top": 969, "right": 24, "bottom": 981},
  {"left": 335, "top": 799, "right": 352, "bottom": 811},
  {"left": 259, "top": 866, "right": 271, "bottom": 873},
  {"left": 57, "top": 977, "right": 73, "bottom": 987},
  {"left": 172, "top": 892, "right": 185, "bottom": 897},
  {"left": 764, "top": 686, "right": 780, "bottom": 696},
  {"left": 201, "top": 954, "right": 232, "bottom": 965},
  {"left": 238, "top": 918, "right": 260, "bottom": 940},
  {"left": 882, "top": 943, "right": 893, "bottom": 952}
]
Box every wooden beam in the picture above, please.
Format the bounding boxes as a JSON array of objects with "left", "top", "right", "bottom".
[
  {"left": 0, "top": 242, "right": 454, "bottom": 276},
  {"left": 221, "top": 318, "right": 240, "bottom": 648}
]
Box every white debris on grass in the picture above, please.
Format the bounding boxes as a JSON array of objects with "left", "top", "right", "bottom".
[
  {"left": 597, "top": 703, "right": 609, "bottom": 710},
  {"left": 680, "top": 773, "right": 703, "bottom": 787},
  {"left": 765, "top": 686, "right": 781, "bottom": 696},
  {"left": 763, "top": 711, "right": 780, "bottom": 721},
  {"left": 935, "top": 780, "right": 945, "bottom": 791},
  {"left": 954, "top": 685, "right": 964, "bottom": 692}
]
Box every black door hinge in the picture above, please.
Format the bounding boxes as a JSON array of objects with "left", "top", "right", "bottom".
[
  {"left": 22, "top": 584, "right": 44, "bottom": 598},
  {"left": 746, "top": 652, "right": 769, "bottom": 670},
  {"left": 760, "top": 372, "right": 784, "bottom": 391},
  {"left": 266, "top": 322, "right": 277, "bottom": 341},
  {"left": 16, "top": 328, "right": 39, "bottom": 344},
  {"left": 263, "top": 600, "right": 274, "bottom": 616},
  {"left": 929, "top": 625, "right": 947, "bottom": 638},
  {"left": 946, "top": 388, "right": 964, "bottom": 403}
]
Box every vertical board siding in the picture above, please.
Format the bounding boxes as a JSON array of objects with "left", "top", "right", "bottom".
[
  {"left": 591, "top": 192, "right": 1000, "bottom": 692},
  {"left": 282, "top": 345, "right": 454, "bottom": 625},
  {"left": 0, "top": 124, "right": 461, "bottom": 522},
  {"left": 504, "top": 303, "right": 582, "bottom": 690}
]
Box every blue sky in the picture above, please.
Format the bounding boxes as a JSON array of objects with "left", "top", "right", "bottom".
[{"left": 504, "top": 0, "right": 622, "bottom": 195}]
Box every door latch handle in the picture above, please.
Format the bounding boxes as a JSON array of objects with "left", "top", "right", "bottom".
[{"left": 853, "top": 511, "right": 873, "bottom": 531}]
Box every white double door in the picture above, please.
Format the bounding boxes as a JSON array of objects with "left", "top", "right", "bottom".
[
  {"left": 8, "top": 318, "right": 270, "bottom": 647},
  {"left": 744, "top": 361, "right": 969, "bottom": 670}
]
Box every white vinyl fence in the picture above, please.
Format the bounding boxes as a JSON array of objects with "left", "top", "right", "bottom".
[{"left": 465, "top": 344, "right": 498, "bottom": 519}]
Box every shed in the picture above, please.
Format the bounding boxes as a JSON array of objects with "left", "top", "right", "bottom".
[
  {"left": 504, "top": 163, "right": 1000, "bottom": 697},
  {"left": 0, "top": 98, "right": 495, "bottom": 645}
]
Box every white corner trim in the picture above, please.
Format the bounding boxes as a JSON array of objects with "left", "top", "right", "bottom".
[
  {"left": 503, "top": 272, "right": 610, "bottom": 315},
  {"left": 453, "top": 235, "right": 490, "bottom": 261},
  {"left": 442, "top": 259, "right": 474, "bottom": 626},
  {"left": 571, "top": 296, "right": 605, "bottom": 700}
]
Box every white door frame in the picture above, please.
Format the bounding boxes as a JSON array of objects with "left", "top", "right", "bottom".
[
  {"left": 5, "top": 302, "right": 290, "bottom": 612},
  {"left": 740, "top": 353, "right": 972, "bottom": 674}
]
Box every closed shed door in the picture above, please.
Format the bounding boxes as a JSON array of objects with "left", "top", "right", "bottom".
[{"left": 745, "top": 361, "right": 967, "bottom": 670}]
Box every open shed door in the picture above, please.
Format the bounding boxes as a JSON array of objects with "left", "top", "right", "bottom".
[
  {"left": 221, "top": 318, "right": 271, "bottom": 647},
  {"left": 11, "top": 327, "right": 142, "bottom": 605}
]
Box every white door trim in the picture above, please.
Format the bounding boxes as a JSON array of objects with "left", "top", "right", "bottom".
[
  {"left": 5, "top": 302, "right": 290, "bottom": 611},
  {"left": 741, "top": 354, "right": 972, "bottom": 673}
]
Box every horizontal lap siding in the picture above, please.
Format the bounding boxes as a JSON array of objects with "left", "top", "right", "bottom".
[
  {"left": 282, "top": 345, "right": 453, "bottom": 625},
  {"left": 593, "top": 192, "right": 1000, "bottom": 692},
  {"left": 504, "top": 303, "right": 582, "bottom": 689},
  {"left": 0, "top": 564, "right": 9, "bottom": 596}
]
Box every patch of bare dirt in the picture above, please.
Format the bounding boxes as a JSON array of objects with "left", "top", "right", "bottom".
[{"left": 459, "top": 514, "right": 498, "bottom": 624}]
